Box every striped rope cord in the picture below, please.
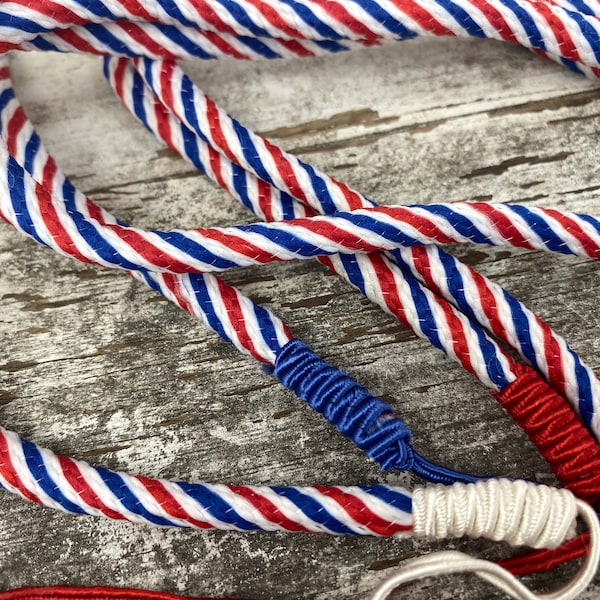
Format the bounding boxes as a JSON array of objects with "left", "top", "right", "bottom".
[
  {"left": 0, "top": 49, "right": 600, "bottom": 502},
  {"left": 4, "top": 0, "right": 600, "bottom": 78},
  {"left": 107, "top": 53, "right": 600, "bottom": 438},
  {"left": 2, "top": 0, "right": 600, "bottom": 579}
]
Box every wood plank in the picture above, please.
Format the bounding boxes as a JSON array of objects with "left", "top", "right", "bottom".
[{"left": 1, "top": 39, "right": 599, "bottom": 598}]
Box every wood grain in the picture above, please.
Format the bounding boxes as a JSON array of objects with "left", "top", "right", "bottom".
[{"left": 1, "top": 38, "right": 600, "bottom": 599}]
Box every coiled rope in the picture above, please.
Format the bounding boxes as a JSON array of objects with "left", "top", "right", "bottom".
[{"left": 2, "top": 0, "right": 600, "bottom": 596}]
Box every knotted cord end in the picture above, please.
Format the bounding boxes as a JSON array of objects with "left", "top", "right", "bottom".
[{"left": 273, "top": 339, "right": 413, "bottom": 471}]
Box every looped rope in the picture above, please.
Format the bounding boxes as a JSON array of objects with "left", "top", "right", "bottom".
[{"left": 369, "top": 498, "right": 600, "bottom": 600}]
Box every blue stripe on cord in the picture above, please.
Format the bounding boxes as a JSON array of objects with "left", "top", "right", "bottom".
[
  {"left": 6, "top": 155, "right": 47, "bottom": 246},
  {"left": 433, "top": 0, "right": 484, "bottom": 37},
  {"left": 72, "top": 0, "right": 118, "bottom": 19},
  {"left": 187, "top": 274, "right": 235, "bottom": 345},
  {"left": 0, "top": 12, "right": 52, "bottom": 34},
  {"left": 60, "top": 178, "right": 142, "bottom": 269},
  {"left": 334, "top": 212, "right": 421, "bottom": 248},
  {"left": 252, "top": 302, "right": 283, "bottom": 353},
  {"left": 558, "top": 4, "right": 600, "bottom": 62},
  {"left": 497, "top": 0, "right": 546, "bottom": 50},
  {"left": 401, "top": 268, "right": 443, "bottom": 352},
  {"left": 569, "top": 346, "right": 594, "bottom": 429},
  {"left": 153, "top": 231, "right": 242, "bottom": 270},
  {"left": 84, "top": 24, "right": 137, "bottom": 56},
  {"left": 28, "top": 36, "right": 62, "bottom": 52},
  {"left": 236, "top": 35, "right": 282, "bottom": 59},
  {"left": 362, "top": 485, "right": 412, "bottom": 514},
  {"left": 237, "top": 223, "right": 327, "bottom": 257},
  {"left": 348, "top": 0, "right": 416, "bottom": 39},
  {"left": 271, "top": 487, "right": 357, "bottom": 534},
  {"left": 277, "top": 0, "right": 345, "bottom": 40},
  {"left": 578, "top": 213, "right": 600, "bottom": 236},
  {"left": 339, "top": 254, "right": 367, "bottom": 296},
  {"left": 213, "top": 0, "right": 272, "bottom": 38},
  {"left": 434, "top": 248, "right": 510, "bottom": 388},
  {"left": 176, "top": 482, "right": 261, "bottom": 530},
  {"left": 23, "top": 131, "right": 41, "bottom": 175},
  {"left": 232, "top": 120, "right": 278, "bottom": 188},
  {"left": 155, "top": 25, "right": 215, "bottom": 60},
  {"left": 95, "top": 467, "right": 179, "bottom": 527},
  {"left": 21, "top": 440, "right": 87, "bottom": 515},
  {"left": 419, "top": 204, "right": 493, "bottom": 245},
  {"left": 508, "top": 205, "right": 570, "bottom": 254},
  {"left": 151, "top": 0, "right": 197, "bottom": 29}
]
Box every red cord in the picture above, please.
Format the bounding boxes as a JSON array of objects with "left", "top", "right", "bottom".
[
  {"left": 493, "top": 364, "right": 600, "bottom": 574},
  {"left": 494, "top": 364, "right": 600, "bottom": 504},
  {"left": 0, "top": 587, "right": 251, "bottom": 600},
  {"left": 499, "top": 532, "right": 590, "bottom": 575}
]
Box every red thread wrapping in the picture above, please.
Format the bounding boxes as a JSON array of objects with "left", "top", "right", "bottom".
[
  {"left": 0, "top": 586, "right": 250, "bottom": 600},
  {"left": 494, "top": 364, "right": 600, "bottom": 504}
]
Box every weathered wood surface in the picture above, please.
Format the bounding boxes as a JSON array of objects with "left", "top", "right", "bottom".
[{"left": 1, "top": 38, "right": 600, "bottom": 599}]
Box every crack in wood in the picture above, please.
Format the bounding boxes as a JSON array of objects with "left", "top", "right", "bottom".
[{"left": 460, "top": 151, "right": 573, "bottom": 178}]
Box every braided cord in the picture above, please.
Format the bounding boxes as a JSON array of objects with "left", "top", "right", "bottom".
[
  {"left": 1, "top": 0, "right": 600, "bottom": 580},
  {"left": 107, "top": 53, "right": 600, "bottom": 436}
]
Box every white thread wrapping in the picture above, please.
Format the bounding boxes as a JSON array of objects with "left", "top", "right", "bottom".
[{"left": 412, "top": 479, "right": 578, "bottom": 549}]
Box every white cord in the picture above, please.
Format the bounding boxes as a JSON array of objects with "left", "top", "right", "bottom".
[
  {"left": 412, "top": 479, "right": 577, "bottom": 549},
  {"left": 369, "top": 499, "right": 599, "bottom": 600}
]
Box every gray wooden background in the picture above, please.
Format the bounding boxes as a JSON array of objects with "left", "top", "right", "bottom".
[{"left": 1, "top": 38, "right": 600, "bottom": 599}]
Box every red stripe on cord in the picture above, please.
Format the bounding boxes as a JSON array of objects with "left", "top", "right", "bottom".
[
  {"left": 202, "top": 227, "right": 276, "bottom": 263},
  {"left": 471, "top": 0, "right": 517, "bottom": 43},
  {"left": 112, "top": 58, "right": 128, "bottom": 126},
  {"left": 161, "top": 272, "right": 196, "bottom": 315},
  {"left": 366, "top": 253, "right": 411, "bottom": 329},
  {"left": 33, "top": 180, "right": 100, "bottom": 266},
  {"left": 313, "top": 486, "right": 412, "bottom": 535},
  {"left": 373, "top": 206, "right": 460, "bottom": 245},
  {"left": 121, "top": 22, "right": 178, "bottom": 59},
  {"left": 0, "top": 431, "right": 41, "bottom": 504},
  {"left": 259, "top": 140, "right": 309, "bottom": 206},
  {"left": 5, "top": 105, "right": 27, "bottom": 158},
  {"left": 52, "top": 29, "right": 105, "bottom": 56},
  {"left": 387, "top": 0, "right": 455, "bottom": 36},
  {"left": 57, "top": 456, "right": 127, "bottom": 521},
  {"left": 205, "top": 98, "right": 240, "bottom": 165},
  {"left": 467, "top": 203, "right": 536, "bottom": 250},
  {"left": 215, "top": 277, "right": 263, "bottom": 361},
  {"left": 314, "top": 0, "right": 381, "bottom": 39},
  {"left": 271, "top": 38, "right": 315, "bottom": 58},
  {"left": 227, "top": 485, "right": 309, "bottom": 532},
  {"left": 6, "top": 0, "right": 89, "bottom": 26},
  {"left": 243, "top": 0, "right": 308, "bottom": 39},
  {"left": 541, "top": 207, "right": 600, "bottom": 259},
  {"left": 137, "top": 476, "right": 214, "bottom": 529},
  {"left": 0, "top": 586, "right": 249, "bottom": 600},
  {"left": 112, "top": 0, "right": 159, "bottom": 23},
  {"left": 185, "top": 1, "right": 240, "bottom": 36},
  {"left": 295, "top": 218, "right": 388, "bottom": 253},
  {"left": 530, "top": 1, "right": 581, "bottom": 64},
  {"left": 256, "top": 177, "right": 275, "bottom": 221},
  {"left": 201, "top": 31, "right": 248, "bottom": 60},
  {"left": 105, "top": 225, "right": 197, "bottom": 272}
]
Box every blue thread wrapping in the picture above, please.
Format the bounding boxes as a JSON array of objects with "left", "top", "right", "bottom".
[
  {"left": 274, "top": 339, "right": 479, "bottom": 484},
  {"left": 274, "top": 339, "right": 414, "bottom": 471}
]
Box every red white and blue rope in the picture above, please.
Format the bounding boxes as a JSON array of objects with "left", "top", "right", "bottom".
[{"left": 1, "top": 0, "right": 600, "bottom": 583}]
